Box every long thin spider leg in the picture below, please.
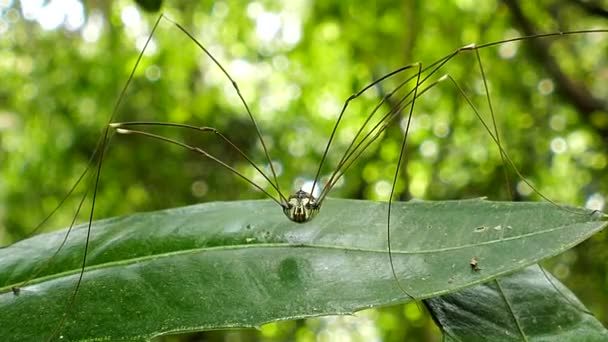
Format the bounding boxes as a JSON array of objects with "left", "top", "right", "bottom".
[
  {"left": 110, "top": 121, "right": 287, "bottom": 204},
  {"left": 160, "top": 15, "right": 284, "bottom": 201},
  {"left": 0, "top": 145, "right": 95, "bottom": 248},
  {"left": 309, "top": 64, "right": 420, "bottom": 197},
  {"left": 15, "top": 182, "right": 91, "bottom": 290},
  {"left": 316, "top": 43, "right": 491, "bottom": 200},
  {"left": 318, "top": 67, "right": 441, "bottom": 201},
  {"left": 314, "top": 45, "right": 491, "bottom": 202},
  {"left": 318, "top": 69, "right": 421, "bottom": 199},
  {"left": 114, "top": 127, "right": 285, "bottom": 207},
  {"left": 31, "top": 25, "right": 607, "bottom": 341},
  {"left": 466, "top": 45, "right": 593, "bottom": 315},
  {"left": 316, "top": 29, "right": 608, "bottom": 203},
  {"left": 317, "top": 75, "right": 448, "bottom": 204},
  {"left": 46, "top": 14, "right": 165, "bottom": 341},
  {"left": 47, "top": 127, "right": 111, "bottom": 342},
  {"left": 444, "top": 74, "right": 583, "bottom": 213},
  {"left": 539, "top": 266, "right": 593, "bottom": 314},
  {"left": 472, "top": 46, "right": 513, "bottom": 199},
  {"left": 387, "top": 62, "right": 422, "bottom": 301},
  {"left": 411, "top": 29, "right": 608, "bottom": 99},
  {"left": 476, "top": 29, "right": 608, "bottom": 49}
]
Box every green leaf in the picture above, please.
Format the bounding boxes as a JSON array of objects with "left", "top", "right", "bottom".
[
  {"left": 427, "top": 264, "right": 608, "bottom": 341},
  {"left": 0, "top": 199, "right": 605, "bottom": 341}
]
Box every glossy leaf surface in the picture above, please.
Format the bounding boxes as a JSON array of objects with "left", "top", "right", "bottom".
[
  {"left": 0, "top": 199, "right": 605, "bottom": 341},
  {"left": 427, "top": 264, "right": 608, "bottom": 341}
]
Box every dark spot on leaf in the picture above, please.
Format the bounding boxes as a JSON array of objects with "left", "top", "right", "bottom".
[
  {"left": 474, "top": 225, "right": 487, "bottom": 233},
  {"left": 278, "top": 257, "right": 302, "bottom": 285}
]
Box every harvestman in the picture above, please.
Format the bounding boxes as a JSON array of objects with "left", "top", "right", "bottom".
[{"left": 4, "top": 12, "right": 607, "bottom": 341}]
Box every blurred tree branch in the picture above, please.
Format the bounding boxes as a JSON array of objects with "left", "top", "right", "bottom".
[
  {"left": 503, "top": 0, "right": 607, "bottom": 120},
  {"left": 572, "top": 0, "right": 608, "bottom": 19}
]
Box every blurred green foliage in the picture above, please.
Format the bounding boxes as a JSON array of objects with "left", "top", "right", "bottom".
[{"left": 0, "top": 0, "right": 606, "bottom": 340}]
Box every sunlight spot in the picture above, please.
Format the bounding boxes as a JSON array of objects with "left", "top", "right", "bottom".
[
  {"left": 266, "top": 160, "right": 283, "bottom": 178},
  {"left": 549, "top": 114, "right": 566, "bottom": 131},
  {"left": 362, "top": 164, "right": 379, "bottom": 182},
  {"left": 256, "top": 11, "right": 281, "bottom": 42},
  {"left": 137, "top": 36, "right": 157, "bottom": 56},
  {"left": 191, "top": 180, "right": 208, "bottom": 198},
  {"left": 320, "top": 21, "right": 340, "bottom": 41},
  {"left": 454, "top": 0, "right": 474, "bottom": 11},
  {"left": 145, "top": 65, "right": 162, "bottom": 82},
  {"left": 15, "top": 56, "right": 33, "bottom": 74},
  {"left": 229, "top": 58, "right": 255, "bottom": 79},
  {"left": 589, "top": 153, "right": 607, "bottom": 170},
  {"left": 0, "top": 112, "right": 18, "bottom": 130},
  {"left": 81, "top": 10, "right": 103, "bottom": 43},
  {"left": 419, "top": 139, "right": 438, "bottom": 159},
  {"left": 313, "top": 314, "right": 381, "bottom": 341},
  {"left": 404, "top": 302, "right": 423, "bottom": 321},
  {"left": 323, "top": 173, "right": 344, "bottom": 190},
  {"left": 0, "top": 0, "right": 13, "bottom": 10},
  {"left": 553, "top": 263, "right": 570, "bottom": 279},
  {"left": 21, "top": 0, "right": 42, "bottom": 21},
  {"left": 36, "top": 2, "right": 65, "bottom": 30},
  {"left": 406, "top": 113, "right": 431, "bottom": 134},
  {"left": 259, "top": 134, "right": 275, "bottom": 151},
  {"left": 374, "top": 180, "right": 392, "bottom": 198},
  {"left": 433, "top": 121, "right": 450, "bottom": 138},
  {"left": 246, "top": 1, "right": 263, "bottom": 18},
  {"left": 298, "top": 179, "right": 322, "bottom": 199},
  {"left": 498, "top": 30, "right": 520, "bottom": 59},
  {"left": 77, "top": 97, "right": 94, "bottom": 122},
  {"left": 281, "top": 13, "right": 301, "bottom": 46},
  {"left": 260, "top": 322, "right": 279, "bottom": 337},
  {"left": 121, "top": 5, "right": 141, "bottom": 29},
  {"left": 409, "top": 173, "right": 428, "bottom": 198},
  {"left": 120, "top": 5, "right": 156, "bottom": 55},
  {"left": 537, "top": 78, "right": 554, "bottom": 96},
  {"left": 498, "top": 41, "right": 518, "bottom": 59},
  {"left": 316, "top": 92, "right": 341, "bottom": 120},
  {"left": 212, "top": 1, "right": 229, "bottom": 18},
  {"left": 474, "top": 77, "right": 492, "bottom": 96},
  {"left": 567, "top": 130, "right": 590, "bottom": 154},
  {"left": 251, "top": 170, "right": 267, "bottom": 192},
  {"left": 0, "top": 18, "right": 8, "bottom": 35},
  {"left": 22, "top": 83, "right": 38, "bottom": 100},
  {"left": 469, "top": 143, "right": 488, "bottom": 163},
  {"left": 516, "top": 180, "right": 533, "bottom": 197},
  {"left": 3, "top": 7, "right": 19, "bottom": 27},
  {"left": 585, "top": 193, "right": 605, "bottom": 211},
  {"left": 64, "top": 0, "right": 84, "bottom": 30},
  {"left": 287, "top": 139, "right": 304, "bottom": 158},
  {"left": 272, "top": 54, "right": 289, "bottom": 71},
  {"left": 550, "top": 137, "right": 567, "bottom": 154},
  {"left": 21, "top": 0, "right": 84, "bottom": 30}
]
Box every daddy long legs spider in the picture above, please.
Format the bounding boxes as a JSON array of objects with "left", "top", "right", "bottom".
[{"left": 1, "top": 1, "right": 607, "bottom": 341}]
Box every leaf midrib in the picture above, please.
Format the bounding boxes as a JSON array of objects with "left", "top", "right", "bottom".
[{"left": 5, "top": 218, "right": 600, "bottom": 292}]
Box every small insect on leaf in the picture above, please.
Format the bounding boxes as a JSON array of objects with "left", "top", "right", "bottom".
[{"left": 470, "top": 256, "right": 481, "bottom": 272}]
